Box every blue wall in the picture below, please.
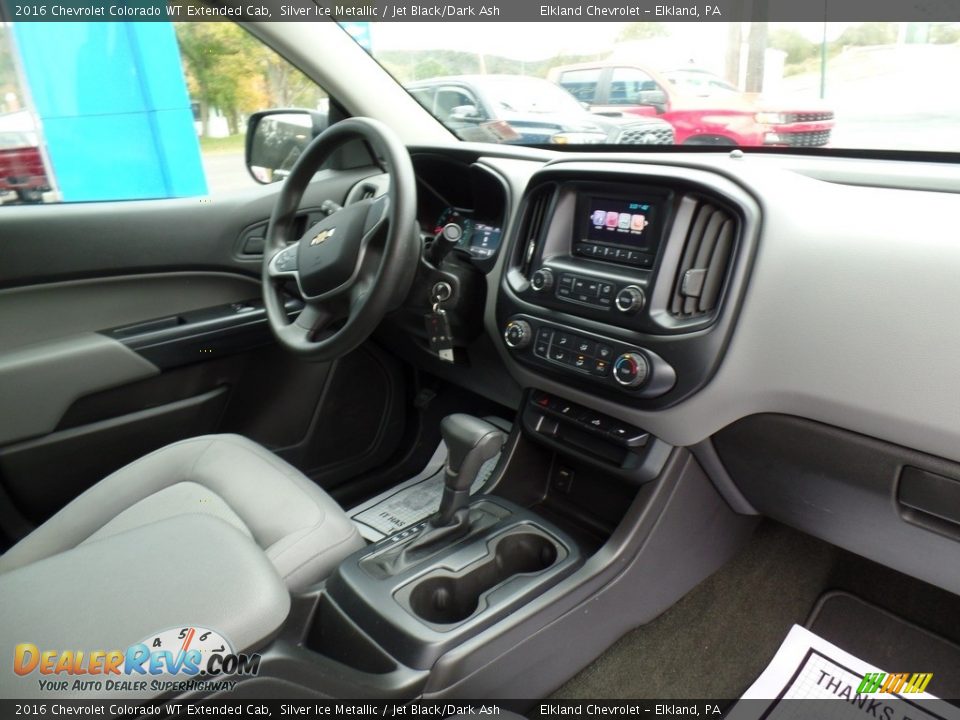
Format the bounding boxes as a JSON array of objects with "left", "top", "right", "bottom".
[{"left": 12, "top": 22, "right": 206, "bottom": 201}]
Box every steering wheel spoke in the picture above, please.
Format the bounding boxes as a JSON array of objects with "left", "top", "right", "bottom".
[
  {"left": 267, "top": 242, "right": 300, "bottom": 281},
  {"left": 292, "top": 302, "right": 340, "bottom": 342}
]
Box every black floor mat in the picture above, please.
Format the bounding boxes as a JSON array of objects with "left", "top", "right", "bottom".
[{"left": 807, "top": 591, "right": 960, "bottom": 699}]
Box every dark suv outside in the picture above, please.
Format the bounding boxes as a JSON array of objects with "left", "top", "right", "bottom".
[{"left": 406, "top": 74, "right": 675, "bottom": 146}]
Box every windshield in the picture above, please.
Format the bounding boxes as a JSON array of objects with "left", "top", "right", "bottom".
[
  {"left": 663, "top": 70, "right": 741, "bottom": 97},
  {"left": 360, "top": 20, "right": 960, "bottom": 153},
  {"left": 482, "top": 77, "right": 588, "bottom": 115}
]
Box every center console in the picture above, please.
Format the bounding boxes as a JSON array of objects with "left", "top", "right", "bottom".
[
  {"left": 316, "top": 415, "right": 582, "bottom": 670},
  {"left": 326, "top": 497, "right": 579, "bottom": 669},
  {"left": 498, "top": 162, "right": 759, "bottom": 410}
]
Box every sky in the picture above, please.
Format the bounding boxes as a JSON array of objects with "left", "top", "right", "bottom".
[{"left": 366, "top": 22, "right": 851, "bottom": 63}]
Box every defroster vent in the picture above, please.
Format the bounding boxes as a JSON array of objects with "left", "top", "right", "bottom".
[{"left": 669, "top": 201, "right": 736, "bottom": 319}]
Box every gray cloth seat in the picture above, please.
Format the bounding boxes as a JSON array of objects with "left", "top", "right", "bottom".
[{"left": 0, "top": 434, "right": 365, "bottom": 591}]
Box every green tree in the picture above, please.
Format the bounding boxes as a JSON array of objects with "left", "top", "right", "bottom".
[
  {"left": 929, "top": 23, "right": 960, "bottom": 44},
  {"left": 175, "top": 23, "right": 325, "bottom": 136},
  {"left": 617, "top": 22, "right": 668, "bottom": 42},
  {"left": 832, "top": 22, "right": 898, "bottom": 49},
  {"left": 412, "top": 58, "right": 452, "bottom": 82},
  {"left": 0, "top": 25, "right": 20, "bottom": 113},
  {"left": 769, "top": 28, "right": 818, "bottom": 66},
  {"left": 175, "top": 23, "right": 261, "bottom": 135}
]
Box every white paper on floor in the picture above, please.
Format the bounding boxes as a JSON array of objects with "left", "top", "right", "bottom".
[{"left": 726, "top": 625, "right": 958, "bottom": 720}]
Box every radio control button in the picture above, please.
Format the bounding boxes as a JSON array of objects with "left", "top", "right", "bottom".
[
  {"left": 531, "top": 268, "right": 554, "bottom": 292},
  {"left": 572, "top": 277, "right": 599, "bottom": 297},
  {"left": 615, "top": 286, "right": 646, "bottom": 314}
]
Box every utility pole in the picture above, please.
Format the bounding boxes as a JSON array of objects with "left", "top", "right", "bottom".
[
  {"left": 725, "top": 22, "right": 743, "bottom": 88},
  {"left": 744, "top": 16, "right": 768, "bottom": 93}
]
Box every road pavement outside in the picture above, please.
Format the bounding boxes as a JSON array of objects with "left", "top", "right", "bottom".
[{"left": 202, "top": 151, "right": 258, "bottom": 195}]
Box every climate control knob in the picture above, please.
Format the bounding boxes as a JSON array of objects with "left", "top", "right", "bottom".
[
  {"left": 613, "top": 352, "right": 650, "bottom": 388},
  {"left": 615, "top": 285, "right": 645, "bottom": 314},
  {"left": 530, "top": 268, "right": 554, "bottom": 292},
  {"left": 503, "top": 320, "right": 533, "bottom": 349}
]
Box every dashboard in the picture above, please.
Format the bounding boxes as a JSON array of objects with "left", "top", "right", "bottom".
[{"left": 398, "top": 146, "right": 960, "bottom": 598}]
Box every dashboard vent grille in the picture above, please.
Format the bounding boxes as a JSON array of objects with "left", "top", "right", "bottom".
[
  {"left": 669, "top": 201, "right": 736, "bottom": 318},
  {"left": 359, "top": 185, "right": 376, "bottom": 200},
  {"left": 518, "top": 185, "right": 555, "bottom": 277}
]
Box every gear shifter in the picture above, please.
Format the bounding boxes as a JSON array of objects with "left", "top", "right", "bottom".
[
  {"left": 435, "top": 414, "right": 507, "bottom": 526},
  {"left": 386, "top": 415, "right": 506, "bottom": 572}
]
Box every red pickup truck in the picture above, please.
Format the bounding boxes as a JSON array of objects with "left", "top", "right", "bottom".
[
  {"left": 550, "top": 62, "right": 835, "bottom": 148},
  {"left": 0, "top": 127, "right": 49, "bottom": 203}
]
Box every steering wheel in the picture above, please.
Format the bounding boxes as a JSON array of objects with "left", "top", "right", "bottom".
[{"left": 262, "top": 117, "right": 419, "bottom": 361}]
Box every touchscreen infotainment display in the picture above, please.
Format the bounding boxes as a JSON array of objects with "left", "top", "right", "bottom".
[{"left": 583, "top": 196, "right": 661, "bottom": 252}]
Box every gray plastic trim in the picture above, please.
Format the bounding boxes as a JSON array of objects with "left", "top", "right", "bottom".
[
  {"left": 716, "top": 414, "right": 960, "bottom": 597},
  {"left": 689, "top": 439, "right": 758, "bottom": 516},
  {"left": 0, "top": 333, "right": 159, "bottom": 446},
  {"left": 0, "top": 272, "right": 260, "bottom": 352}
]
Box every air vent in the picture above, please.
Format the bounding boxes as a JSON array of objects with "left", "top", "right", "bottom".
[
  {"left": 669, "top": 200, "right": 736, "bottom": 319},
  {"left": 359, "top": 185, "right": 376, "bottom": 200},
  {"left": 517, "top": 184, "right": 555, "bottom": 277}
]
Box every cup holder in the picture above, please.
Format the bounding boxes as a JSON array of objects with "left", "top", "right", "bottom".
[{"left": 407, "top": 531, "right": 558, "bottom": 625}]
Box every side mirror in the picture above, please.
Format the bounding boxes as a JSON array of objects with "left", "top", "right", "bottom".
[
  {"left": 448, "top": 104, "right": 482, "bottom": 122},
  {"left": 638, "top": 90, "right": 668, "bottom": 114},
  {"left": 245, "top": 109, "right": 328, "bottom": 185}
]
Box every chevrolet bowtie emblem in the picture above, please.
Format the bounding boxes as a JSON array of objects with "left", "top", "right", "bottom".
[{"left": 310, "top": 227, "right": 335, "bottom": 246}]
